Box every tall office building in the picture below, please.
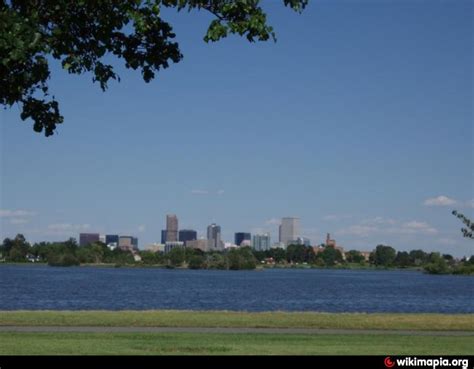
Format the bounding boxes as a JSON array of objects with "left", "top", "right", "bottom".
[
  {"left": 105, "top": 234, "right": 119, "bottom": 246},
  {"left": 295, "top": 236, "right": 311, "bottom": 247},
  {"left": 279, "top": 217, "right": 300, "bottom": 246},
  {"left": 235, "top": 232, "right": 251, "bottom": 246},
  {"left": 207, "top": 223, "right": 221, "bottom": 250},
  {"left": 161, "top": 230, "right": 167, "bottom": 244},
  {"left": 252, "top": 233, "right": 271, "bottom": 251},
  {"left": 179, "top": 229, "right": 197, "bottom": 243},
  {"left": 118, "top": 236, "right": 133, "bottom": 250},
  {"left": 166, "top": 214, "right": 178, "bottom": 242},
  {"left": 186, "top": 239, "right": 208, "bottom": 252},
  {"left": 79, "top": 233, "right": 100, "bottom": 246}
]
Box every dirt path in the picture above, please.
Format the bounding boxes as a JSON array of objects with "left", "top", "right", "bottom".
[{"left": 1, "top": 326, "right": 472, "bottom": 336}]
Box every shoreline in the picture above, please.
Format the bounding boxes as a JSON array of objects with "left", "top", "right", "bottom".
[
  {"left": 3, "top": 261, "right": 473, "bottom": 276},
  {"left": 0, "top": 261, "right": 436, "bottom": 272}
]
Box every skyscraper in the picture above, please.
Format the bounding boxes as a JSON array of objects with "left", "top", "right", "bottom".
[
  {"left": 207, "top": 223, "right": 221, "bottom": 250},
  {"left": 166, "top": 214, "right": 178, "bottom": 242},
  {"left": 179, "top": 229, "right": 197, "bottom": 243},
  {"left": 118, "top": 236, "right": 133, "bottom": 250},
  {"left": 105, "top": 234, "right": 119, "bottom": 246},
  {"left": 252, "top": 233, "right": 271, "bottom": 251},
  {"left": 279, "top": 217, "right": 300, "bottom": 246},
  {"left": 161, "top": 230, "right": 167, "bottom": 244},
  {"left": 79, "top": 233, "right": 100, "bottom": 247},
  {"left": 235, "top": 232, "right": 251, "bottom": 246},
  {"left": 186, "top": 239, "right": 208, "bottom": 252}
]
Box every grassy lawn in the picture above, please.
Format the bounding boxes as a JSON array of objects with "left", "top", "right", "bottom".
[
  {"left": 0, "top": 332, "right": 472, "bottom": 355},
  {"left": 1, "top": 311, "right": 473, "bottom": 331}
]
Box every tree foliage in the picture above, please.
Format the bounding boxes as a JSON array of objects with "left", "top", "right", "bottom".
[
  {"left": 139, "top": 250, "right": 164, "bottom": 265},
  {"left": 423, "top": 252, "right": 449, "bottom": 275},
  {"left": 227, "top": 246, "right": 257, "bottom": 270},
  {"left": 1, "top": 0, "right": 307, "bottom": 136},
  {"left": 345, "top": 249, "right": 365, "bottom": 264},
  {"left": 286, "top": 244, "right": 314, "bottom": 263},
  {"left": 188, "top": 254, "right": 205, "bottom": 269},
  {"left": 166, "top": 246, "right": 185, "bottom": 266},
  {"left": 409, "top": 249, "right": 428, "bottom": 266},
  {"left": 2, "top": 234, "right": 30, "bottom": 262},
  {"left": 317, "top": 246, "right": 343, "bottom": 266},
  {"left": 2, "top": 232, "right": 472, "bottom": 274},
  {"left": 372, "top": 244, "right": 396, "bottom": 267},
  {"left": 452, "top": 210, "right": 474, "bottom": 239},
  {"left": 394, "top": 251, "right": 410, "bottom": 268}
]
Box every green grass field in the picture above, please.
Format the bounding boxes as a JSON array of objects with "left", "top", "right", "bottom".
[
  {"left": 0, "top": 332, "right": 472, "bottom": 355},
  {"left": 1, "top": 310, "right": 473, "bottom": 330},
  {"left": 1, "top": 311, "right": 472, "bottom": 355}
]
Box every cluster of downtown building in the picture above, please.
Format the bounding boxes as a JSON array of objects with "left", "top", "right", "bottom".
[
  {"left": 152, "top": 219, "right": 364, "bottom": 259},
  {"left": 79, "top": 233, "right": 138, "bottom": 250},
  {"left": 79, "top": 215, "right": 307, "bottom": 254},
  {"left": 147, "top": 215, "right": 307, "bottom": 254}
]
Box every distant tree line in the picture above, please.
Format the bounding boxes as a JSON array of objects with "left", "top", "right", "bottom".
[
  {"left": 252, "top": 244, "right": 473, "bottom": 275},
  {"left": 1, "top": 234, "right": 473, "bottom": 275},
  {"left": 0, "top": 234, "right": 136, "bottom": 266},
  {"left": 0, "top": 234, "right": 257, "bottom": 270}
]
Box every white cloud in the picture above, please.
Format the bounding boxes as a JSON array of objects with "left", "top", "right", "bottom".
[
  {"left": 265, "top": 218, "right": 281, "bottom": 225},
  {"left": 466, "top": 199, "right": 474, "bottom": 208},
  {"left": 362, "top": 216, "right": 396, "bottom": 225},
  {"left": 217, "top": 189, "right": 225, "bottom": 195},
  {"left": 401, "top": 221, "right": 437, "bottom": 235},
  {"left": 138, "top": 225, "right": 146, "bottom": 232},
  {"left": 338, "top": 218, "right": 438, "bottom": 238},
  {"left": 10, "top": 218, "right": 29, "bottom": 225},
  {"left": 423, "top": 195, "right": 457, "bottom": 206},
  {"left": 403, "top": 221, "right": 430, "bottom": 229},
  {"left": 191, "top": 189, "right": 209, "bottom": 195},
  {"left": 338, "top": 225, "right": 378, "bottom": 237},
  {"left": 39, "top": 223, "right": 93, "bottom": 237},
  {"left": 47, "top": 223, "right": 91, "bottom": 231},
  {"left": 0, "top": 209, "right": 36, "bottom": 217}
]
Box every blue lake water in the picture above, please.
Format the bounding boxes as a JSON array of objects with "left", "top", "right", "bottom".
[{"left": 0, "top": 265, "right": 473, "bottom": 313}]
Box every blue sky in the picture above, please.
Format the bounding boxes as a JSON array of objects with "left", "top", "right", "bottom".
[{"left": 1, "top": 0, "right": 472, "bottom": 256}]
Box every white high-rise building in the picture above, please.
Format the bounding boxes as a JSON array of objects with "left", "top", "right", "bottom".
[
  {"left": 252, "top": 233, "right": 271, "bottom": 251},
  {"left": 279, "top": 217, "right": 300, "bottom": 246}
]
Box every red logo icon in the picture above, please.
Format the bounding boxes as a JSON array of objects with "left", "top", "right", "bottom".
[{"left": 384, "top": 357, "right": 395, "bottom": 368}]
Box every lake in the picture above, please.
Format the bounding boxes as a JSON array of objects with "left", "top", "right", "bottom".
[{"left": 0, "top": 265, "right": 473, "bottom": 313}]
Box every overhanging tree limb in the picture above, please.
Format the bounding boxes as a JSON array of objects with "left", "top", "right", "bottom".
[
  {"left": 452, "top": 210, "right": 474, "bottom": 239},
  {"left": 0, "top": 0, "right": 308, "bottom": 136}
]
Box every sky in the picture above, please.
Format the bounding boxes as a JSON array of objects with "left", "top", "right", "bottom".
[{"left": 1, "top": 0, "right": 473, "bottom": 256}]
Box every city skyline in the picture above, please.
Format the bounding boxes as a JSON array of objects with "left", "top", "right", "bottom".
[
  {"left": 6, "top": 210, "right": 469, "bottom": 258},
  {"left": 1, "top": 1, "right": 472, "bottom": 257}
]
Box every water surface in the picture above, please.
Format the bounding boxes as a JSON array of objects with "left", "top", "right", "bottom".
[{"left": 0, "top": 265, "right": 472, "bottom": 312}]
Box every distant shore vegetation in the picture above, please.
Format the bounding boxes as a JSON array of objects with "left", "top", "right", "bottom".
[{"left": 0, "top": 234, "right": 473, "bottom": 275}]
